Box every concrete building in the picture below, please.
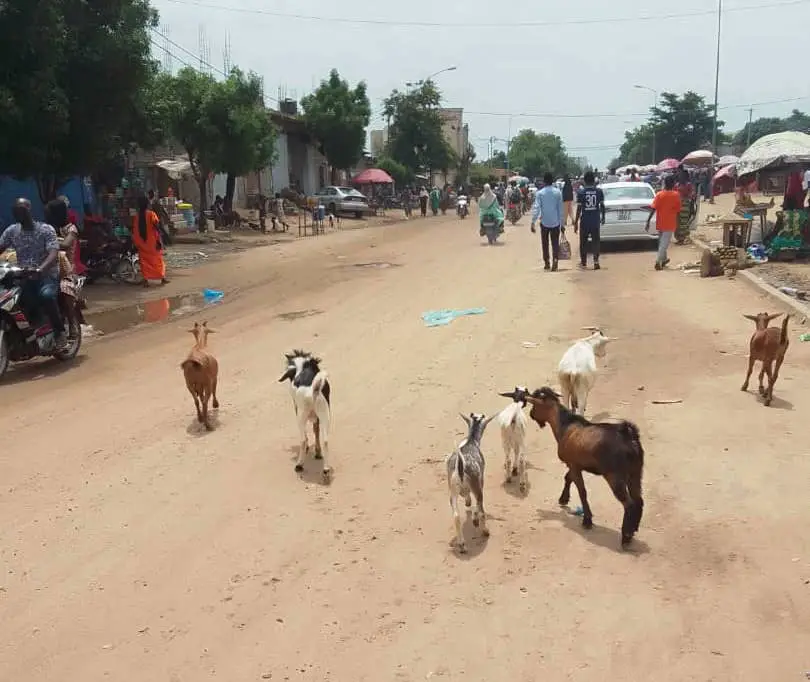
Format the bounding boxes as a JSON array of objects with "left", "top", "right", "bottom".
[
  {"left": 369, "top": 129, "right": 388, "bottom": 158},
  {"left": 434, "top": 108, "right": 469, "bottom": 187}
]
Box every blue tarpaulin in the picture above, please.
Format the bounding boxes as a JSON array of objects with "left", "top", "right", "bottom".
[{"left": 421, "top": 308, "right": 487, "bottom": 327}]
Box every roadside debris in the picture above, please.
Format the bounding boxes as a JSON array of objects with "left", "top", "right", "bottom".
[
  {"left": 421, "top": 308, "right": 486, "bottom": 327},
  {"left": 651, "top": 399, "right": 683, "bottom": 405}
]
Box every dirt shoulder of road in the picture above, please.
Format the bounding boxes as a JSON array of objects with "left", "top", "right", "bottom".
[{"left": 84, "top": 212, "right": 409, "bottom": 314}]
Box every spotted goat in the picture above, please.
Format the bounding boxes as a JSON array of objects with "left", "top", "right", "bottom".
[{"left": 278, "top": 350, "right": 332, "bottom": 480}]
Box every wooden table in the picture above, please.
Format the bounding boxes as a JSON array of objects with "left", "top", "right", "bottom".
[{"left": 721, "top": 218, "right": 753, "bottom": 248}]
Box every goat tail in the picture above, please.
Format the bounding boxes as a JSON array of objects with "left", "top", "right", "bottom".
[
  {"left": 780, "top": 314, "right": 791, "bottom": 345},
  {"left": 181, "top": 359, "right": 201, "bottom": 371},
  {"left": 620, "top": 420, "right": 644, "bottom": 473},
  {"left": 456, "top": 450, "right": 465, "bottom": 481}
]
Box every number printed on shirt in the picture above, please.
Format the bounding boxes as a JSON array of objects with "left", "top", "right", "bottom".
[{"left": 584, "top": 191, "right": 598, "bottom": 210}]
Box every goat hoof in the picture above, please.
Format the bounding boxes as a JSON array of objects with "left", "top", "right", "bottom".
[
  {"left": 294, "top": 464, "right": 304, "bottom": 473},
  {"left": 204, "top": 423, "right": 214, "bottom": 431},
  {"left": 481, "top": 527, "right": 490, "bottom": 538},
  {"left": 457, "top": 543, "right": 467, "bottom": 554},
  {"left": 764, "top": 398, "right": 772, "bottom": 406},
  {"left": 558, "top": 496, "right": 570, "bottom": 506},
  {"left": 472, "top": 517, "right": 480, "bottom": 528},
  {"left": 582, "top": 517, "right": 593, "bottom": 530},
  {"left": 213, "top": 399, "right": 220, "bottom": 409},
  {"left": 519, "top": 482, "right": 528, "bottom": 493},
  {"left": 322, "top": 468, "right": 332, "bottom": 480},
  {"left": 740, "top": 384, "right": 748, "bottom": 392},
  {"left": 621, "top": 535, "right": 633, "bottom": 548},
  {"left": 511, "top": 466, "right": 518, "bottom": 477},
  {"left": 758, "top": 386, "right": 767, "bottom": 396},
  {"left": 465, "top": 498, "right": 472, "bottom": 508},
  {"left": 314, "top": 451, "right": 323, "bottom": 460}
]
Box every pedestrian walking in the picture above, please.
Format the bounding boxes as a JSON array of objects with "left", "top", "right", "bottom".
[
  {"left": 645, "top": 175, "right": 680, "bottom": 270},
  {"left": 419, "top": 187, "right": 428, "bottom": 217},
  {"left": 562, "top": 174, "right": 575, "bottom": 227},
  {"left": 574, "top": 171, "right": 605, "bottom": 270},
  {"left": 530, "top": 172, "right": 564, "bottom": 271},
  {"left": 402, "top": 186, "right": 413, "bottom": 219}
]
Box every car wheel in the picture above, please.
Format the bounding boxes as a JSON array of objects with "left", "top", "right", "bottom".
[{"left": 355, "top": 211, "right": 363, "bottom": 219}]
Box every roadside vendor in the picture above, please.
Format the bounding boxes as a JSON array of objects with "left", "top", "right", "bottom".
[{"left": 674, "top": 165, "right": 695, "bottom": 243}]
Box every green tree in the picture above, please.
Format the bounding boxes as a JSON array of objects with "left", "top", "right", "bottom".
[
  {"left": 732, "top": 109, "right": 810, "bottom": 149},
  {"left": 208, "top": 68, "right": 278, "bottom": 211},
  {"left": 0, "top": 0, "right": 159, "bottom": 199},
  {"left": 469, "top": 162, "right": 499, "bottom": 187},
  {"left": 455, "top": 142, "right": 476, "bottom": 185},
  {"left": 616, "top": 91, "right": 723, "bottom": 165},
  {"left": 382, "top": 81, "right": 453, "bottom": 179},
  {"left": 301, "top": 69, "right": 371, "bottom": 183},
  {"left": 508, "top": 130, "right": 572, "bottom": 178},
  {"left": 489, "top": 150, "right": 508, "bottom": 168},
  {"left": 376, "top": 157, "right": 412, "bottom": 186}
]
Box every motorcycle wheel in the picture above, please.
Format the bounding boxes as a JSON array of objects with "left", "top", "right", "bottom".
[
  {"left": 0, "top": 326, "right": 9, "bottom": 380},
  {"left": 113, "top": 258, "right": 143, "bottom": 285},
  {"left": 54, "top": 317, "right": 82, "bottom": 362},
  {"left": 487, "top": 233, "right": 497, "bottom": 245}
]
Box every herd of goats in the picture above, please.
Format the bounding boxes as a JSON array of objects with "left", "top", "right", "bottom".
[{"left": 178, "top": 307, "right": 793, "bottom": 554}]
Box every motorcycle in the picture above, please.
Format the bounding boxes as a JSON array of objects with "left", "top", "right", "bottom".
[
  {"left": 507, "top": 203, "right": 521, "bottom": 225},
  {"left": 479, "top": 215, "right": 504, "bottom": 245},
  {"left": 81, "top": 235, "right": 141, "bottom": 285},
  {"left": 457, "top": 195, "right": 469, "bottom": 219},
  {"left": 0, "top": 264, "right": 85, "bottom": 381}
]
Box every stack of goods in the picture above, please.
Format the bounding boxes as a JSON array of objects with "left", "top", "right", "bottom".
[{"left": 700, "top": 245, "right": 750, "bottom": 278}]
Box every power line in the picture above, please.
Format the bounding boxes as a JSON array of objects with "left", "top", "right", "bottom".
[
  {"left": 160, "top": 0, "right": 809, "bottom": 27},
  {"left": 149, "top": 29, "right": 280, "bottom": 104}
]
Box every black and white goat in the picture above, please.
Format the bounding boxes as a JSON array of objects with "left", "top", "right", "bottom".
[
  {"left": 497, "top": 386, "right": 530, "bottom": 491},
  {"left": 446, "top": 413, "right": 495, "bottom": 553},
  {"left": 278, "top": 350, "right": 332, "bottom": 480}
]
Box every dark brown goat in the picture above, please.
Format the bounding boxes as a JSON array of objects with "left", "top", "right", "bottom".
[
  {"left": 526, "top": 387, "right": 644, "bottom": 548},
  {"left": 741, "top": 312, "right": 790, "bottom": 406}
]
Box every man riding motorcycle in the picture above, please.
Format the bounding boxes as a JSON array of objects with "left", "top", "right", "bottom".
[
  {"left": 507, "top": 181, "right": 523, "bottom": 222},
  {"left": 0, "top": 198, "right": 67, "bottom": 350}
]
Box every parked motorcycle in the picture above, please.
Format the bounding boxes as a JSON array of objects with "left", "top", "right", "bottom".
[
  {"left": 81, "top": 235, "right": 141, "bottom": 285},
  {"left": 0, "top": 264, "right": 85, "bottom": 381},
  {"left": 457, "top": 195, "right": 469, "bottom": 219}
]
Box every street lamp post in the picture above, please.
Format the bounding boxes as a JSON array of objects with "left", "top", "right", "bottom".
[
  {"left": 634, "top": 84, "right": 658, "bottom": 164},
  {"left": 405, "top": 65, "right": 457, "bottom": 90},
  {"left": 711, "top": 0, "right": 723, "bottom": 158}
]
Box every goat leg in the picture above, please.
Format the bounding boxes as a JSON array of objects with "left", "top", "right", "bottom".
[
  {"left": 571, "top": 469, "right": 593, "bottom": 529},
  {"left": 313, "top": 418, "right": 323, "bottom": 459},
  {"left": 190, "top": 390, "right": 202, "bottom": 423},
  {"left": 315, "top": 408, "right": 332, "bottom": 480},
  {"left": 450, "top": 492, "right": 466, "bottom": 553},
  {"left": 607, "top": 474, "right": 636, "bottom": 547},
  {"left": 518, "top": 451, "right": 528, "bottom": 492},
  {"left": 741, "top": 355, "right": 755, "bottom": 392},
  {"left": 558, "top": 470, "right": 573, "bottom": 506},
  {"left": 212, "top": 377, "right": 219, "bottom": 409},
  {"left": 757, "top": 364, "right": 767, "bottom": 397},
  {"left": 202, "top": 392, "right": 213, "bottom": 431},
  {"left": 470, "top": 477, "right": 489, "bottom": 538},
  {"left": 295, "top": 412, "right": 309, "bottom": 472},
  {"left": 763, "top": 361, "right": 775, "bottom": 406}
]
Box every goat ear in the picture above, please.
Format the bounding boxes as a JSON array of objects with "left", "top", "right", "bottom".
[
  {"left": 482, "top": 414, "right": 496, "bottom": 428},
  {"left": 278, "top": 367, "right": 295, "bottom": 383},
  {"left": 498, "top": 391, "right": 515, "bottom": 399},
  {"left": 743, "top": 314, "right": 758, "bottom": 322},
  {"left": 766, "top": 313, "right": 783, "bottom": 323},
  {"left": 459, "top": 413, "right": 471, "bottom": 427}
]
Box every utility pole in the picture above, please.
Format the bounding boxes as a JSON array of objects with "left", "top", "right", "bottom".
[
  {"left": 505, "top": 116, "right": 513, "bottom": 172},
  {"left": 711, "top": 0, "right": 722, "bottom": 157},
  {"left": 746, "top": 107, "right": 753, "bottom": 148}
]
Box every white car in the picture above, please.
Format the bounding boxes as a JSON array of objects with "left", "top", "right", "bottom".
[
  {"left": 313, "top": 186, "right": 375, "bottom": 218},
  {"left": 599, "top": 182, "right": 658, "bottom": 243}
]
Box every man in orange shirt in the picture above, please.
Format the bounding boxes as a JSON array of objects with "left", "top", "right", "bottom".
[{"left": 645, "top": 175, "right": 680, "bottom": 271}]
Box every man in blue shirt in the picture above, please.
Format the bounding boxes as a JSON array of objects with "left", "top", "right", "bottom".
[
  {"left": 0, "top": 198, "right": 66, "bottom": 349},
  {"left": 530, "top": 172, "right": 564, "bottom": 271},
  {"left": 574, "top": 171, "right": 605, "bottom": 270}
]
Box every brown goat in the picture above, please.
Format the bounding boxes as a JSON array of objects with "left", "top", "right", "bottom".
[
  {"left": 526, "top": 387, "right": 645, "bottom": 548},
  {"left": 741, "top": 312, "right": 790, "bottom": 407},
  {"left": 180, "top": 321, "right": 219, "bottom": 430}
]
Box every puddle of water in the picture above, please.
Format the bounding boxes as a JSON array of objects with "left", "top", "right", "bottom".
[
  {"left": 86, "top": 292, "right": 223, "bottom": 334},
  {"left": 276, "top": 309, "right": 323, "bottom": 321},
  {"left": 351, "top": 261, "right": 401, "bottom": 269}
]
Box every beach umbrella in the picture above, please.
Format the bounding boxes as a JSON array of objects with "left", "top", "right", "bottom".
[
  {"left": 655, "top": 158, "right": 680, "bottom": 171},
  {"left": 736, "top": 131, "right": 810, "bottom": 176},
  {"left": 352, "top": 168, "right": 394, "bottom": 184},
  {"left": 717, "top": 154, "right": 739, "bottom": 167},
  {"left": 681, "top": 150, "right": 715, "bottom": 165}
]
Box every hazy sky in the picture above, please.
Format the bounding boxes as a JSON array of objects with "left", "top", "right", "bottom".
[{"left": 152, "top": 0, "right": 810, "bottom": 168}]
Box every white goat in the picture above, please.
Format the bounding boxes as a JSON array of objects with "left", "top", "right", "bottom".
[
  {"left": 278, "top": 349, "right": 332, "bottom": 480},
  {"left": 497, "top": 386, "right": 530, "bottom": 491},
  {"left": 557, "top": 328, "right": 616, "bottom": 416},
  {"left": 446, "top": 413, "right": 495, "bottom": 553}
]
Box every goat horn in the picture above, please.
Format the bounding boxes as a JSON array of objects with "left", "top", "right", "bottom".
[{"left": 581, "top": 326, "right": 601, "bottom": 331}]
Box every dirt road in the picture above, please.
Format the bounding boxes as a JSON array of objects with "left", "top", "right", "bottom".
[{"left": 2, "top": 212, "right": 809, "bottom": 681}]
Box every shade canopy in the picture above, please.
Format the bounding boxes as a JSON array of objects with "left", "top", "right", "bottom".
[
  {"left": 717, "top": 154, "right": 739, "bottom": 167},
  {"left": 713, "top": 164, "right": 735, "bottom": 181},
  {"left": 655, "top": 158, "right": 680, "bottom": 171},
  {"left": 681, "top": 150, "right": 715, "bottom": 165},
  {"left": 352, "top": 168, "right": 394, "bottom": 184},
  {"left": 736, "top": 131, "right": 810, "bottom": 176}
]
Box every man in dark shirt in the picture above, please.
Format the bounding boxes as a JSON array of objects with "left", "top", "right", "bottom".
[
  {"left": 574, "top": 171, "right": 605, "bottom": 270},
  {"left": 561, "top": 174, "right": 574, "bottom": 227}
]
